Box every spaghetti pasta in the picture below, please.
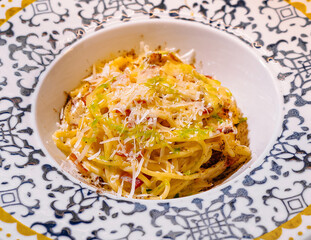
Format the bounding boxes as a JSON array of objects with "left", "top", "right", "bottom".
[{"left": 53, "top": 47, "right": 251, "bottom": 199}]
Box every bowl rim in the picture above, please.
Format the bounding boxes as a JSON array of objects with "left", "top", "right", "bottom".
[{"left": 33, "top": 18, "right": 284, "bottom": 202}]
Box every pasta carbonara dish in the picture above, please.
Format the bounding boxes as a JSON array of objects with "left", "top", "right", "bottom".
[{"left": 53, "top": 46, "right": 251, "bottom": 199}]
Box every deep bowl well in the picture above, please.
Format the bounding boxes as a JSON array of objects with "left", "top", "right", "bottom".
[{"left": 34, "top": 19, "right": 283, "bottom": 195}]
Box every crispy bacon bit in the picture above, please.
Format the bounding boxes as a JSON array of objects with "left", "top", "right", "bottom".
[
  {"left": 202, "top": 106, "right": 214, "bottom": 115},
  {"left": 147, "top": 53, "right": 172, "bottom": 66},
  {"left": 218, "top": 126, "right": 234, "bottom": 134},
  {"left": 136, "top": 99, "right": 147, "bottom": 104},
  {"left": 218, "top": 108, "right": 229, "bottom": 118},
  {"left": 115, "top": 109, "right": 131, "bottom": 117},
  {"left": 116, "top": 142, "right": 134, "bottom": 158},
  {"left": 226, "top": 157, "right": 236, "bottom": 167},
  {"left": 136, "top": 99, "right": 147, "bottom": 107},
  {"left": 101, "top": 107, "right": 109, "bottom": 114},
  {"left": 147, "top": 52, "right": 181, "bottom": 66},
  {"left": 148, "top": 53, "right": 162, "bottom": 65},
  {"left": 223, "top": 127, "right": 233, "bottom": 134},
  {"left": 121, "top": 174, "right": 144, "bottom": 189},
  {"left": 116, "top": 152, "right": 127, "bottom": 158},
  {"left": 69, "top": 153, "right": 89, "bottom": 174},
  {"left": 205, "top": 75, "right": 214, "bottom": 79},
  {"left": 125, "top": 109, "right": 131, "bottom": 116},
  {"left": 159, "top": 119, "right": 170, "bottom": 128},
  {"left": 125, "top": 142, "right": 134, "bottom": 152}
]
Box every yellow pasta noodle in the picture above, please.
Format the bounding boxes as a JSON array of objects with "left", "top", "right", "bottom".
[{"left": 53, "top": 47, "right": 251, "bottom": 199}]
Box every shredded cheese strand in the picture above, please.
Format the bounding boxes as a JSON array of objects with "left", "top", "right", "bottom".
[{"left": 53, "top": 47, "right": 251, "bottom": 199}]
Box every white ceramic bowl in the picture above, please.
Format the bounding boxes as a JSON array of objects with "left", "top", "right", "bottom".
[{"left": 34, "top": 19, "right": 283, "bottom": 194}]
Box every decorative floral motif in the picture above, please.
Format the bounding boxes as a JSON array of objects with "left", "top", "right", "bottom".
[
  {"left": 0, "top": 175, "right": 39, "bottom": 217},
  {"left": 0, "top": 22, "right": 14, "bottom": 46},
  {"left": 0, "top": 97, "right": 44, "bottom": 167},
  {"left": 280, "top": 51, "right": 311, "bottom": 106},
  {"left": 149, "top": 186, "right": 265, "bottom": 240},
  {"left": 75, "top": 0, "right": 165, "bottom": 30},
  {"left": 20, "top": 0, "right": 69, "bottom": 27},
  {"left": 211, "top": 0, "right": 250, "bottom": 27},
  {"left": 259, "top": 0, "right": 311, "bottom": 33},
  {"left": 7, "top": 33, "right": 56, "bottom": 96},
  {"left": 266, "top": 109, "right": 311, "bottom": 174},
  {"left": 263, "top": 180, "right": 311, "bottom": 226},
  {"left": 0, "top": 76, "right": 7, "bottom": 91}
]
